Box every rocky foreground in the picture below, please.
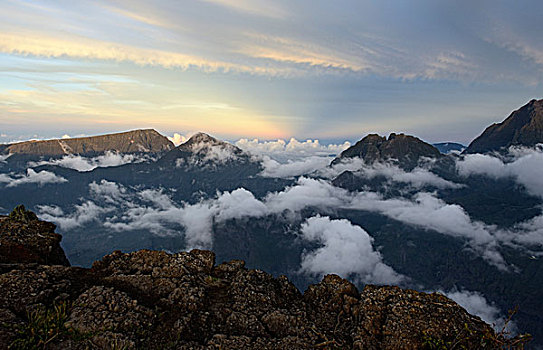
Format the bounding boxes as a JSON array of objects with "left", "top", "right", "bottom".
[{"left": 0, "top": 207, "right": 530, "bottom": 349}]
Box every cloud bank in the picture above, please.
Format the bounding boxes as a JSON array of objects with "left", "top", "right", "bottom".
[
  {"left": 0, "top": 169, "right": 67, "bottom": 187},
  {"left": 29, "top": 151, "right": 151, "bottom": 172},
  {"left": 235, "top": 138, "right": 351, "bottom": 162}
]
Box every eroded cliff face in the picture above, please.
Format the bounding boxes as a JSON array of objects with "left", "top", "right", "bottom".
[{"left": 0, "top": 208, "right": 527, "bottom": 349}]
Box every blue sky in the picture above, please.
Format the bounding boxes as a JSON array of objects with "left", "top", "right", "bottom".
[{"left": 1, "top": 0, "right": 542, "bottom": 144}]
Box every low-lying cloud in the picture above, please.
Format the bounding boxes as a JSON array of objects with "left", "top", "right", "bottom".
[
  {"left": 457, "top": 146, "right": 543, "bottom": 198},
  {"left": 259, "top": 154, "right": 462, "bottom": 190},
  {"left": 29, "top": 151, "right": 150, "bottom": 172},
  {"left": 299, "top": 216, "right": 404, "bottom": 285},
  {"left": 37, "top": 172, "right": 543, "bottom": 271},
  {"left": 0, "top": 169, "right": 67, "bottom": 187},
  {"left": 349, "top": 162, "right": 463, "bottom": 189},
  {"left": 39, "top": 201, "right": 111, "bottom": 230}
]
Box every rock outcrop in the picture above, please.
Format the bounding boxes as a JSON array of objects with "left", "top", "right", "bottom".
[
  {"left": 0, "top": 205, "right": 69, "bottom": 266},
  {"left": 465, "top": 98, "right": 543, "bottom": 154},
  {"left": 1, "top": 129, "right": 174, "bottom": 157},
  {"left": 0, "top": 208, "right": 528, "bottom": 349},
  {"left": 332, "top": 133, "right": 441, "bottom": 170}
]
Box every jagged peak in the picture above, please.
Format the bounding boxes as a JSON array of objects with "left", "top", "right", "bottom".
[{"left": 332, "top": 132, "right": 441, "bottom": 169}]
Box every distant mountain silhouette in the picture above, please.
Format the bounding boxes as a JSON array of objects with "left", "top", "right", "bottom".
[
  {"left": 1, "top": 129, "right": 173, "bottom": 157},
  {"left": 465, "top": 99, "right": 543, "bottom": 154},
  {"left": 332, "top": 133, "right": 441, "bottom": 170},
  {"left": 433, "top": 142, "right": 465, "bottom": 154}
]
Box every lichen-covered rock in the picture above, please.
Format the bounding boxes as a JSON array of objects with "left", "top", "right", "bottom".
[
  {"left": 353, "top": 285, "right": 498, "bottom": 349},
  {"left": 0, "top": 206, "right": 69, "bottom": 266},
  {"left": 0, "top": 210, "right": 529, "bottom": 349},
  {"left": 67, "top": 286, "right": 155, "bottom": 348}
]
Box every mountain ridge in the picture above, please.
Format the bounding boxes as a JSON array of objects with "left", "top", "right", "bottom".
[
  {"left": 1, "top": 129, "right": 174, "bottom": 157},
  {"left": 464, "top": 99, "right": 543, "bottom": 154}
]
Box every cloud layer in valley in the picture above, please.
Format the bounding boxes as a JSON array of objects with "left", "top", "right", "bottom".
[
  {"left": 38, "top": 170, "right": 543, "bottom": 274},
  {"left": 456, "top": 145, "right": 543, "bottom": 198},
  {"left": 29, "top": 151, "right": 152, "bottom": 172}
]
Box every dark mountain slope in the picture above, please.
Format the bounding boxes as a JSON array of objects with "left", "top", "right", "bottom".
[{"left": 465, "top": 99, "right": 543, "bottom": 154}]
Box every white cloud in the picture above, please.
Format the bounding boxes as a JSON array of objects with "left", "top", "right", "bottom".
[
  {"left": 352, "top": 162, "right": 463, "bottom": 189},
  {"left": 214, "top": 188, "right": 268, "bottom": 222},
  {"left": 457, "top": 153, "right": 506, "bottom": 179},
  {"left": 179, "top": 139, "right": 243, "bottom": 168},
  {"left": 259, "top": 155, "right": 332, "bottom": 178},
  {"left": 38, "top": 201, "right": 111, "bottom": 230},
  {"left": 29, "top": 151, "right": 150, "bottom": 172},
  {"left": 235, "top": 137, "right": 350, "bottom": 162},
  {"left": 442, "top": 290, "right": 516, "bottom": 334},
  {"left": 265, "top": 177, "right": 347, "bottom": 213},
  {"left": 263, "top": 178, "right": 508, "bottom": 269},
  {"left": 89, "top": 180, "right": 128, "bottom": 204},
  {"left": 258, "top": 152, "right": 461, "bottom": 191},
  {"left": 81, "top": 182, "right": 269, "bottom": 249},
  {"left": 299, "top": 216, "right": 404, "bottom": 285},
  {"left": 0, "top": 169, "right": 67, "bottom": 187},
  {"left": 348, "top": 191, "right": 507, "bottom": 269},
  {"left": 167, "top": 133, "right": 191, "bottom": 146},
  {"left": 37, "top": 173, "right": 541, "bottom": 269},
  {"left": 457, "top": 146, "right": 543, "bottom": 198}
]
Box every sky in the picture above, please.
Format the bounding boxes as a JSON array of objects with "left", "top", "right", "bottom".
[{"left": 1, "top": 0, "right": 542, "bottom": 145}]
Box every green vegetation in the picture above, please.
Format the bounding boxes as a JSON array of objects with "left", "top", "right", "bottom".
[
  {"left": 421, "top": 309, "right": 532, "bottom": 350},
  {"left": 8, "top": 205, "right": 38, "bottom": 223},
  {"left": 9, "top": 302, "right": 92, "bottom": 350}
]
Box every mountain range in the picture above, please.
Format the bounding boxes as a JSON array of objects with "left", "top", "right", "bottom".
[{"left": 1, "top": 98, "right": 542, "bottom": 346}]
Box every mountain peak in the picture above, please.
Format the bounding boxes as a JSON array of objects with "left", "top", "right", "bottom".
[
  {"left": 332, "top": 132, "right": 441, "bottom": 169},
  {"left": 464, "top": 98, "right": 543, "bottom": 154},
  {"left": 183, "top": 132, "right": 222, "bottom": 146}
]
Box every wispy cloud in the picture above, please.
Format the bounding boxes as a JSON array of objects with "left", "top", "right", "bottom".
[{"left": 200, "top": 0, "right": 289, "bottom": 19}]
